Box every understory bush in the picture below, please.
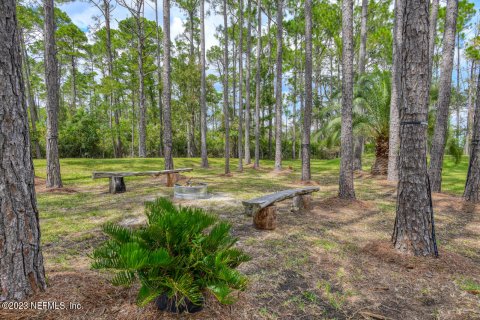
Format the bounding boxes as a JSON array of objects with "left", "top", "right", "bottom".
[{"left": 91, "top": 198, "right": 250, "bottom": 310}]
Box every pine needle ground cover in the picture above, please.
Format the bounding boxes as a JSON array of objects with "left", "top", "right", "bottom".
[{"left": 1, "top": 156, "right": 478, "bottom": 319}]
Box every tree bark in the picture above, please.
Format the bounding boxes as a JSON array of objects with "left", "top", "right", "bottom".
[
  {"left": 464, "top": 69, "right": 480, "bottom": 202},
  {"left": 352, "top": 0, "right": 368, "bottom": 171},
  {"left": 104, "top": 0, "right": 122, "bottom": 158},
  {"left": 358, "top": 0, "right": 368, "bottom": 74},
  {"left": 154, "top": 0, "right": 163, "bottom": 158},
  {"left": 428, "top": 0, "right": 439, "bottom": 84},
  {"left": 464, "top": 61, "right": 476, "bottom": 155},
  {"left": 339, "top": 0, "right": 355, "bottom": 199},
  {"left": 187, "top": 9, "right": 196, "bottom": 159},
  {"left": 392, "top": 0, "right": 437, "bottom": 257},
  {"left": 163, "top": 0, "right": 174, "bottom": 169},
  {"left": 244, "top": 0, "right": 252, "bottom": 165},
  {"left": 0, "top": 0, "right": 47, "bottom": 299},
  {"left": 44, "top": 0, "right": 63, "bottom": 188},
  {"left": 254, "top": 0, "right": 261, "bottom": 169},
  {"left": 20, "top": 29, "right": 42, "bottom": 159},
  {"left": 237, "top": 0, "right": 244, "bottom": 172},
  {"left": 371, "top": 135, "right": 389, "bottom": 175},
  {"left": 267, "top": 8, "right": 273, "bottom": 160},
  {"left": 70, "top": 55, "right": 77, "bottom": 112},
  {"left": 302, "top": 0, "right": 312, "bottom": 181},
  {"left": 274, "top": 0, "right": 283, "bottom": 171},
  {"left": 387, "top": 0, "right": 403, "bottom": 181},
  {"left": 137, "top": 4, "right": 146, "bottom": 158},
  {"left": 428, "top": 0, "right": 458, "bottom": 192},
  {"left": 200, "top": 0, "right": 208, "bottom": 168},
  {"left": 223, "top": 0, "right": 230, "bottom": 174},
  {"left": 292, "top": 34, "right": 298, "bottom": 160}
]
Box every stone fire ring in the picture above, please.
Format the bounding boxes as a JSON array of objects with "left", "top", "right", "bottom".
[{"left": 174, "top": 183, "right": 208, "bottom": 200}]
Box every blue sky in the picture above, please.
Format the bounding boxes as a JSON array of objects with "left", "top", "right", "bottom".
[
  {"left": 60, "top": 0, "right": 480, "bottom": 99},
  {"left": 59, "top": 1, "right": 221, "bottom": 50}
]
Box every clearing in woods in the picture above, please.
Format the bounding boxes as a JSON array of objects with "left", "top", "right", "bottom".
[{"left": 2, "top": 156, "right": 479, "bottom": 320}]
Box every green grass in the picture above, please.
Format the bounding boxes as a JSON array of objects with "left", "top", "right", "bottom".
[
  {"left": 28, "top": 155, "right": 477, "bottom": 318},
  {"left": 440, "top": 155, "right": 469, "bottom": 194},
  {"left": 458, "top": 278, "right": 480, "bottom": 292},
  {"left": 32, "top": 155, "right": 469, "bottom": 260}
]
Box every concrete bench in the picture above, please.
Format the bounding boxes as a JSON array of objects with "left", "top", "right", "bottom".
[
  {"left": 92, "top": 168, "right": 193, "bottom": 194},
  {"left": 242, "top": 187, "right": 319, "bottom": 230}
]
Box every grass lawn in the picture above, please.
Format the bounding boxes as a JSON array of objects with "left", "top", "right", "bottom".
[{"left": 2, "top": 156, "right": 479, "bottom": 319}]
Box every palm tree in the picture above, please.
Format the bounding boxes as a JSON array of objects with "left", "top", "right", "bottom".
[
  {"left": 317, "top": 71, "right": 391, "bottom": 176},
  {"left": 354, "top": 71, "right": 391, "bottom": 175},
  {"left": 163, "top": 0, "right": 174, "bottom": 170}
]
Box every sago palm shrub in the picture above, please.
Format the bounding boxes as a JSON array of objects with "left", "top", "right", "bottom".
[{"left": 91, "top": 197, "right": 250, "bottom": 313}]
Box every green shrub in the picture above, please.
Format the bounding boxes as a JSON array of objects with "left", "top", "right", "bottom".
[{"left": 91, "top": 198, "right": 250, "bottom": 309}]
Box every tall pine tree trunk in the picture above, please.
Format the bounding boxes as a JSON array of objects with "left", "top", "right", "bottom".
[
  {"left": 71, "top": 56, "right": 77, "bottom": 112},
  {"left": 267, "top": 9, "right": 273, "bottom": 159},
  {"left": 274, "top": 0, "right": 283, "bottom": 171},
  {"left": 464, "top": 69, "right": 480, "bottom": 202},
  {"left": 428, "top": 0, "right": 439, "bottom": 84},
  {"left": 200, "top": 0, "right": 208, "bottom": 167},
  {"left": 154, "top": 0, "right": 163, "bottom": 157},
  {"left": 244, "top": 0, "right": 252, "bottom": 165},
  {"left": 137, "top": 5, "right": 147, "bottom": 158},
  {"left": 353, "top": 0, "right": 369, "bottom": 171},
  {"left": 104, "top": 0, "right": 122, "bottom": 158},
  {"left": 464, "top": 61, "right": 476, "bottom": 155},
  {"left": 339, "top": 0, "right": 355, "bottom": 199},
  {"left": 223, "top": 0, "right": 230, "bottom": 174},
  {"left": 20, "top": 29, "right": 42, "bottom": 159},
  {"left": 238, "top": 0, "right": 244, "bottom": 171},
  {"left": 0, "top": 0, "right": 47, "bottom": 299},
  {"left": 254, "top": 0, "right": 261, "bottom": 168},
  {"left": 163, "top": 0, "right": 174, "bottom": 169},
  {"left": 44, "top": 0, "right": 63, "bottom": 188},
  {"left": 392, "top": 0, "right": 437, "bottom": 257},
  {"left": 292, "top": 33, "right": 298, "bottom": 160},
  {"left": 428, "top": 0, "right": 458, "bottom": 192},
  {"left": 302, "top": 0, "right": 312, "bottom": 181},
  {"left": 387, "top": 0, "right": 403, "bottom": 181}
]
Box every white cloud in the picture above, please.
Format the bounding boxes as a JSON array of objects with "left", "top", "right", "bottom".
[{"left": 171, "top": 16, "right": 185, "bottom": 40}]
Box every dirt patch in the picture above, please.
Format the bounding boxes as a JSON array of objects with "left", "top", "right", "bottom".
[
  {"left": 35, "top": 177, "right": 78, "bottom": 194},
  {"left": 316, "top": 196, "right": 374, "bottom": 211},
  {"left": 292, "top": 180, "right": 321, "bottom": 186},
  {"left": 0, "top": 271, "right": 256, "bottom": 320},
  {"left": 266, "top": 168, "right": 295, "bottom": 178}
]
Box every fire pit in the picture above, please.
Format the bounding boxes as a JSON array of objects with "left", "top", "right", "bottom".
[{"left": 174, "top": 182, "right": 208, "bottom": 200}]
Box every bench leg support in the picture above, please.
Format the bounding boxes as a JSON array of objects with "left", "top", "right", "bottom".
[
  {"left": 292, "top": 195, "right": 312, "bottom": 212},
  {"left": 109, "top": 177, "right": 126, "bottom": 194},
  {"left": 166, "top": 173, "right": 179, "bottom": 187},
  {"left": 253, "top": 205, "right": 277, "bottom": 230}
]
